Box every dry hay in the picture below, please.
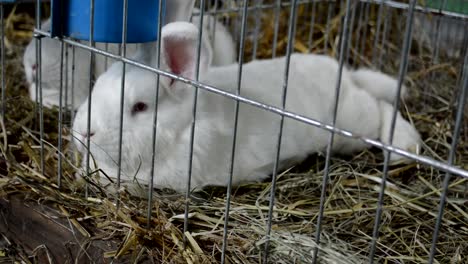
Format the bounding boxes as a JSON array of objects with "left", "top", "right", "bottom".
[{"left": 0, "top": 1, "right": 467, "bottom": 263}]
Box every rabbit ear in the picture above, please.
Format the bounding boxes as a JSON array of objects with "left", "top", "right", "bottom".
[
  {"left": 161, "top": 22, "right": 212, "bottom": 82},
  {"left": 164, "top": 0, "right": 196, "bottom": 23}
]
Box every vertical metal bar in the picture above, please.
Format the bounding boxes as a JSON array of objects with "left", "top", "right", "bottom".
[
  {"left": 147, "top": 0, "right": 165, "bottom": 229},
  {"left": 292, "top": 0, "right": 299, "bottom": 50},
  {"left": 263, "top": 0, "right": 298, "bottom": 262},
  {"left": 459, "top": 28, "right": 468, "bottom": 88},
  {"left": 71, "top": 46, "right": 76, "bottom": 124},
  {"left": 452, "top": 17, "right": 460, "bottom": 53},
  {"left": 115, "top": 0, "right": 129, "bottom": 207},
  {"left": 372, "top": 0, "right": 386, "bottom": 65},
  {"left": 368, "top": 1, "right": 417, "bottom": 262},
  {"left": 354, "top": 2, "right": 365, "bottom": 65},
  {"left": 33, "top": 19, "right": 39, "bottom": 127},
  {"left": 311, "top": 0, "right": 352, "bottom": 262},
  {"left": 358, "top": 2, "right": 371, "bottom": 62},
  {"left": 335, "top": 5, "right": 344, "bottom": 61},
  {"left": 57, "top": 41, "right": 65, "bottom": 188},
  {"left": 428, "top": 51, "right": 468, "bottom": 264},
  {"left": 34, "top": 60, "right": 39, "bottom": 125},
  {"left": 378, "top": 7, "right": 391, "bottom": 69},
  {"left": 0, "top": 4, "right": 5, "bottom": 118},
  {"left": 183, "top": 0, "right": 206, "bottom": 246},
  {"left": 453, "top": 19, "right": 462, "bottom": 56},
  {"left": 271, "top": 0, "right": 281, "bottom": 58},
  {"left": 346, "top": 1, "right": 357, "bottom": 64},
  {"left": 64, "top": 45, "right": 69, "bottom": 112},
  {"left": 233, "top": 1, "right": 241, "bottom": 45},
  {"left": 220, "top": 2, "right": 249, "bottom": 262},
  {"left": 85, "top": 0, "right": 96, "bottom": 197},
  {"left": 36, "top": 0, "right": 45, "bottom": 176},
  {"left": 251, "top": 0, "right": 263, "bottom": 60},
  {"left": 210, "top": 0, "right": 219, "bottom": 55},
  {"left": 457, "top": 0, "right": 466, "bottom": 180},
  {"left": 224, "top": 1, "right": 232, "bottom": 44},
  {"left": 431, "top": 0, "right": 448, "bottom": 70},
  {"left": 431, "top": 16, "right": 442, "bottom": 69},
  {"left": 323, "top": 2, "right": 334, "bottom": 53},
  {"left": 307, "top": 1, "right": 317, "bottom": 53},
  {"left": 104, "top": 43, "right": 109, "bottom": 69}
]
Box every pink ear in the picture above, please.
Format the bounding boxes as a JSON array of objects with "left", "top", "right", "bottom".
[
  {"left": 164, "top": 37, "right": 195, "bottom": 79},
  {"left": 161, "top": 22, "right": 211, "bottom": 84}
]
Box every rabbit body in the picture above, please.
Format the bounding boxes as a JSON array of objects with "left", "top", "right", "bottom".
[{"left": 72, "top": 23, "right": 420, "bottom": 192}]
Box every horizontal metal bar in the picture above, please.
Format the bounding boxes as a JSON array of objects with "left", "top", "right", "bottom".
[
  {"left": 191, "top": 0, "right": 313, "bottom": 16},
  {"left": 364, "top": 0, "right": 468, "bottom": 19},
  {"left": 34, "top": 29, "right": 468, "bottom": 180},
  {"left": 190, "top": 0, "right": 468, "bottom": 20}
]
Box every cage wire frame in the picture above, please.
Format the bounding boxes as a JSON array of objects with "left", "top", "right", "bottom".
[{"left": 1, "top": 0, "right": 467, "bottom": 262}]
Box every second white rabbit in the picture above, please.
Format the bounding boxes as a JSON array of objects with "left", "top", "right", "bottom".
[{"left": 23, "top": 3, "right": 236, "bottom": 110}]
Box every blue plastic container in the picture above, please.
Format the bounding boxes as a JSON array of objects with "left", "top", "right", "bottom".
[{"left": 61, "top": 0, "right": 165, "bottom": 43}]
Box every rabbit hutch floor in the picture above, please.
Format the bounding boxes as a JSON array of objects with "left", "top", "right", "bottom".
[{"left": 1, "top": 3, "right": 468, "bottom": 264}]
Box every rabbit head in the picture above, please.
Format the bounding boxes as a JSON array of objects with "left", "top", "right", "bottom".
[
  {"left": 23, "top": 19, "right": 66, "bottom": 91},
  {"left": 23, "top": 19, "right": 91, "bottom": 108},
  {"left": 72, "top": 22, "right": 212, "bottom": 182},
  {"left": 23, "top": 19, "right": 51, "bottom": 86}
]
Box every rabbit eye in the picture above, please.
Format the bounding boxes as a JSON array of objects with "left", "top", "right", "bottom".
[{"left": 131, "top": 102, "right": 148, "bottom": 115}]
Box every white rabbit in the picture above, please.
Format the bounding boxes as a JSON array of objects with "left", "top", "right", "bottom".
[
  {"left": 23, "top": 0, "right": 236, "bottom": 110},
  {"left": 23, "top": 19, "right": 142, "bottom": 109},
  {"left": 72, "top": 22, "right": 421, "bottom": 192}
]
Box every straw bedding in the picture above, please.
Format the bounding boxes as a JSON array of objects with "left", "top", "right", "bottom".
[{"left": 0, "top": 1, "right": 467, "bottom": 263}]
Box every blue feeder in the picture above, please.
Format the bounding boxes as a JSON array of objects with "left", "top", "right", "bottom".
[{"left": 52, "top": 0, "right": 166, "bottom": 43}]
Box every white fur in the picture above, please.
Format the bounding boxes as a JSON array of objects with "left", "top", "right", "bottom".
[
  {"left": 72, "top": 22, "right": 421, "bottom": 192},
  {"left": 23, "top": 19, "right": 141, "bottom": 109},
  {"left": 23, "top": 6, "right": 236, "bottom": 109},
  {"left": 351, "top": 68, "right": 408, "bottom": 102}
]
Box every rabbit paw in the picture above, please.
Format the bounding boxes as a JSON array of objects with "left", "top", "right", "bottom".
[
  {"left": 379, "top": 101, "right": 421, "bottom": 163},
  {"left": 387, "top": 117, "right": 421, "bottom": 163}
]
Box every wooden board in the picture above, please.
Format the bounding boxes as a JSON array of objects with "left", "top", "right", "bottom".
[{"left": 0, "top": 194, "right": 131, "bottom": 263}]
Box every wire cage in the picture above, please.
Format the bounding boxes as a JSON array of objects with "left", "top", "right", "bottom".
[{"left": 0, "top": 0, "right": 467, "bottom": 263}]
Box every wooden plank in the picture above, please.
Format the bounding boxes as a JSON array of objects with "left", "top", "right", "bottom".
[{"left": 0, "top": 194, "right": 130, "bottom": 263}]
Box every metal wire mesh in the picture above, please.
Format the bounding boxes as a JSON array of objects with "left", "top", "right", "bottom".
[{"left": 1, "top": 0, "right": 467, "bottom": 262}]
